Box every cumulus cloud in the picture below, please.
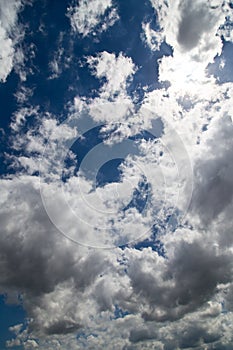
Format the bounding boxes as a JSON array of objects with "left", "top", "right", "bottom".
[
  {"left": 6, "top": 82, "right": 233, "bottom": 350},
  {"left": 0, "top": 176, "right": 119, "bottom": 332},
  {"left": 147, "top": 0, "right": 229, "bottom": 95},
  {"left": 2, "top": 165, "right": 233, "bottom": 349},
  {"left": 2, "top": 1, "right": 233, "bottom": 349}
]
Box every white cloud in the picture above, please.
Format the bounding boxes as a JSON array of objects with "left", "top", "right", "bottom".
[
  {"left": 10, "top": 106, "right": 38, "bottom": 132},
  {"left": 48, "top": 32, "right": 72, "bottom": 80},
  {"left": 14, "top": 85, "right": 34, "bottom": 104},
  {"left": 148, "top": 0, "right": 227, "bottom": 95},
  {"left": 1, "top": 161, "right": 233, "bottom": 350},
  {"left": 0, "top": 26, "right": 15, "bottom": 82},
  {"left": 0, "top": 0, "right": 25, "bottom": 82},
  {"left": 2, "top": 1, "right": 233, "bottom": 349},
  {"left": 87, "top": 51, "right": 137, "bottom": 100},
  {"left": 48, "top": 47, "right": 64, "bottom": 80},
  {"left": 4, "top": 93, "right": 233, "bottom": 348},
  {"left": 68, "top": 0, "right": 119, "bottom": 37},
  {"left": 141, "top": 21, "right": 164, "bottom": 52}
]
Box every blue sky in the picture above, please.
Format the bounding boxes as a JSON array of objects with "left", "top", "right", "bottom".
[
  {"left": 0, "top": 296, "right": 25, "bottom": 350},
  {"left": 1, "top": 0, "right": 233, "bottom": 349}
]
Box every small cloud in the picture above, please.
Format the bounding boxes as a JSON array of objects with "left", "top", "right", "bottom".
[{"left": 67, "top": 0, "right": 119, "bottom": 37}]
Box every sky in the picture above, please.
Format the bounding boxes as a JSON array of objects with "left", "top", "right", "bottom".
[{"left": 1, "top": 0, "right": 233, "bottom": 349}]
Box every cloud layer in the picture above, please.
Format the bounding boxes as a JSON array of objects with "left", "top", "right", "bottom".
[{"left": 1, "top": 0, "right": 233, "bottom": 349}]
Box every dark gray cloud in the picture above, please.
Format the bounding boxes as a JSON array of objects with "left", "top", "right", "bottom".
[
  {"left": 124, "top": 315, "right": 225, "bottom": 349},
  {"left": 190, "top": 115, "right": 233, "bottom": 226},
  {"left": 45, "top": 320, "right": 81, "bottom": 335},
  {"left": 129, "top": 327, "right": 157, "bottom": 343},
  {"left": 0, "top": 177, "right": 113, "bottom": 336},
  {"left": 126, "top": 239, "right": 233, "bottom": 322}
]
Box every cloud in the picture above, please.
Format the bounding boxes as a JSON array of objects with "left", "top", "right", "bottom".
[
  {"left": 87, "top": 51, "right": 137, "bottom": 100},
  {"left": 48, "top": 47, "right": 65, "bottom": 80},
  {"left": 2, "top": 169, "right": 233, "bottom": 350},
  {"left": 0, "top": 176, "right": 119, "bottom": 335},
  {"left": 150, "top": 0, "right": 225, "bottom": 55},
  {"left": 141, "top": 21, "right": 164, "bottom": 51},
  {"left": 177, "top": 0, "right": 221, "bottom": 52},
  {"left": 123, "top": 234, "right": 233, "bottom": 323},
  {"left": 2, "top": 1, "right": 233, "bottom": 349},
  {"left": 190, "top": 114, "right": 233, "bottom": 226},
  {"left": 0, "top": 0, "right": 25, "bottom": 82},
  {"left": 68, "top": 0, "right": 119, "bottom": 37},
  {"left": 48, "top": 32, "right": 73, "bottom": 80},
  {"left": 6, "top": 95, "right": 231, "bottom": 348},
  {"left": 148, "top": 0, "right": 227, "bottom": 94},
  {"left": 218, "top": 2, "right": 233, "bottom": 42}
]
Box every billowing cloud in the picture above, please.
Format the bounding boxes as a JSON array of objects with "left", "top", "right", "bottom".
[
  {"left": 1, "top": 1, "right": 233, "bottom": 349},
  {"left": 147, "top": 0, "right": 231, "bottom": 94}
]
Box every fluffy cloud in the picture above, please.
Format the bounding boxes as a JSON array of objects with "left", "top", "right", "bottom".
[
  {"left": 148, "top": 0, "right": 230, "bottom": 94},
  {"left": 6, "top": 80, "right": 233, "bottom": 350},
  {"left": 0, "top": 175, "right": 118, "bottom": 331},
  {"left": 87, "top": 51, "right": 137, "bottom": 100},
  {"left": 3, "top": 107, "right": 233, "bottom": 346},
  {"left": 68, "top": 0, "right": 119, "bottom": 37},
  {"left": 2, "top": 1, "right": 233, "bottom": 349}
]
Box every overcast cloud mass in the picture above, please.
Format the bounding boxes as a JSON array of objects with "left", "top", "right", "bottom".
[{"left": 1, "top": 0, "right": 233, "bottom": 349}]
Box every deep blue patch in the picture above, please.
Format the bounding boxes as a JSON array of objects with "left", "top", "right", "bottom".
[
  {"left": 112, "top": 304, "right": 129, "bottom": 319},
  {"left": 0, "top": 72, "right": 20, "bottom": 175},
  {"left": 0, "top": 73, "right": 19, "bottom": 130},
  {"left": 67, "top": 125, "right": 105, "bottom": 178},
  {"left": 133, "top": 238, "right": 165, "bottom": 257},
  {"left": 0, "top": 295, "right": 26, "bottom": 350},
  {"left": 96, "top": 158, "right": 124, "bottom": 187},
  {"left": 208, "top": 40, "right": 233, "bottom": 84},
  {"left": 65, "top": 125, "right": 158, "bottom": 178},
  {"left": 123, "top": 175, "right": 151, "bottom": 214}
]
